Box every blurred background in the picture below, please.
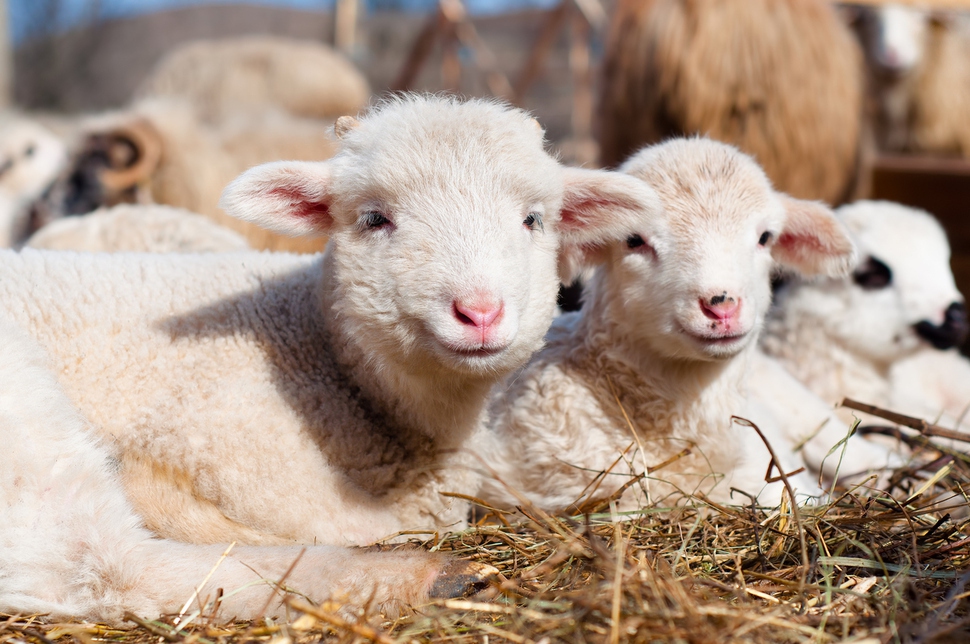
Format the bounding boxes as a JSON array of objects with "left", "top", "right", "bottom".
[{"left": 3, "top": 0, "right": 970, "bottom": 305}]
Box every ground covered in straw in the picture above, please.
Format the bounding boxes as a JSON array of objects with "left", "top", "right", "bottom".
[{"left": 4, "top": 413, "right": 970, "bottom": 644}]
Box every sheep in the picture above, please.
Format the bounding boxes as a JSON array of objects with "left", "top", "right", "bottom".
[
  {"left": 597, "top": 0, "right": 864, "bottom": 205},
  {"left": 134, "top": 36, "right": 371, "bottom": 124},
  {"left": 762, "top": 200, "right": 970, "bottom": 430},
  {"left": 477, "top": 138, "right": 900, "bottom": 513},
  {"left": 0, "top": 113, "right": 68, "bottom": 246},
  {"left": 36, "top": 98, "right": 340, "bottom": 253},
  {"left": 852, "top": 5, "right": 970, "bottom": 155},
  {"left": 0, "top": 95, "right": 661, "bottom": 621},
  {"left": 29, "top": 35, "right": 373, "bottom": 253},
  {"left": 24, "top": 204, "right": 251, "bottom": 253}
]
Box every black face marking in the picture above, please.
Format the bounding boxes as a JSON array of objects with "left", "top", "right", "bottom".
[
  {"left": 523, "top": 212, "right": 543, "bottom": 231},
  {"left": 915, "top": 302, "right": 969, "bottom": 350},
  {"left": 627, "top": 234, "right": 646, "bottom": 249},
  {"left": 758, "top": 231, "right": 772, "bottom": 246},
  {"left": 853, "top": 256, "right": 893, "bottom": 290}
]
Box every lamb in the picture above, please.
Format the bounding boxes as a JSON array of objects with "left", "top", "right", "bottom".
[
  {"left": 0, "top": 113, "right": 68, "bottom": 246},
  {"left": 0, "top": 95, "right": 661, "bottom": 621},
  {"left": 762, "top": 200, "right": 970, "bottom": 430},
  {"left": 597, "top": 0, "right": 864, "bottom": 205},
  {"left": 478, "top": 138, "right": 900, "bottom": 512},
  {"left": 25, "top": 204, "right": 250, "bottom": 253},
  {"left": 852, "top": 5, "right": 970, "bottom": 155}
]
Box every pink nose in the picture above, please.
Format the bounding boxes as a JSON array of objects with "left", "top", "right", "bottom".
[
  {"left": 453, "top": 299, "right": 505, "bottom": 342},
  {"left": 700, "top": 294, "right": 741, "bottom": 321}
]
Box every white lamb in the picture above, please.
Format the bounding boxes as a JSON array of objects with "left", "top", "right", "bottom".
[
  {"left": 762, "top": 200, "right": 970, "bottom": 431},
  {"left": 25, "top": 204, "right": 250, "bottom": 253},
  {"left": 478, "top": 139, "right": 900, "bottom": 512},
  {"left": 0, "top": 95, "right": 660, "bottom": 621},
  {"left": 0, "top": 114, "right": 68, "bottom": 246}
]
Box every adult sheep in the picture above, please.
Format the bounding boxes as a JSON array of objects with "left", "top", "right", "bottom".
[
  {"left": 597, "top": 0, "right": 864, "bottom": 205},
  {"left": 478, "top": 139, "right": 898, "bottom": 513},
  {"left": 762, "top": 200, "right": 970, "bottom": 431},
  {"left": 34, "top": 35, "right": 373, "bottom": 253},
  {"left": 0, "top": 95, "right": 661, "bottom": 622},
  {"left": 134, "top": 35, "right": 371, "bottom": 123},
  {"left": 38, "top": 99, "right": 340, "bottom": 253},
  {"left": 852, "top": 5, "right": 970, "bottom": 155},
  {"left": 25, "top": 204, "right": 250, "bottom": 253}
]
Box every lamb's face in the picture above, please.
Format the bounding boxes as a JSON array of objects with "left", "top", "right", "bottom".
[
  {"left": 857, "top": 5, "right": 929, "bottom": 76},
  {"left": 221, "top": 96, "right": 660, "bottom": 380},
  {"left": 0, "top": 119, "right": 68, "bottom": 246},
  {"left": 590, "top": 139, "right": 855, "bottom": 363},
  {"left": 792, "top": 201, "right": 966, "bottom": 363}
]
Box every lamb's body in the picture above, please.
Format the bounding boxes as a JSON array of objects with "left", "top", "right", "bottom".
[
  {"left": 25, "top": 204, "right": 250, "bottom": 253},
  {"left": 482, "top": 295, "right": 782, "bottom": 510},
  {"left": 0, "top": 250, "right": 470, "bottom": 545}
]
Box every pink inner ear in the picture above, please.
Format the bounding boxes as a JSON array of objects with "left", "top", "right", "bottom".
[
  {"left": 777, "top": 230, "right": 828, "bottom": 256},
  {"left": 268, "top": 187, "right": 330, "bottom": 226},
  {"left": 561, "top": 197, "right": 612, "bottom": 230}
]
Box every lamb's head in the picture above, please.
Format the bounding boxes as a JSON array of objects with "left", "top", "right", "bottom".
[
  {"left": 221, "top": 95, "right": 659, "bottom": 379},
  {"left": 565, "top": 138, "right": 855, "bottom": 363},
  {"left": 0, "top": 116, "right": 68, "bottom": 246},
  {"left": 854, "top": 4, "right": 930, "bottom": 77},
  {"left": 782, "top": 201, "right": 965, "bottom": 363}
]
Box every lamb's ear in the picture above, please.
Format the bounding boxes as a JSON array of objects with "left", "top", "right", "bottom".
[
  {"left": 219, "top": 160, "right": 334, "bottom": 237},
  {"left": 773, "top": 195, "right": 858, "bottom": 277},
  {"left": 557, "top": 167, "right": 661, "bottom": 283}
]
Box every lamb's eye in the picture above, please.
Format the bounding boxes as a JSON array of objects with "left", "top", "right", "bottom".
[
  {"left": 758, "top": 231, "right": 773, "bottom": 246},
  {"left": 362, "top": 211, "right": 391, "bottom": 230},
  {"left": 23, "top": 145, "right": 35, "bottom": 158},
  {"left": 523, "top": 212, "right": 543, "bottom": 231},
  {"left": 853, "top": 257, "right": 892, "bottom": 290},
  {"left": 627, "top": 234, "right": 646, "bottom": 249}
]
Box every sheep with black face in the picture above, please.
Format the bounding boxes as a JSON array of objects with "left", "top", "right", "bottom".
[{"left": 762, "top": 200, "right": 970, "bottom": 428}]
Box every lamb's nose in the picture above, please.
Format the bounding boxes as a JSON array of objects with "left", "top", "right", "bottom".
[{"left": 700, "top": 294, "right": 741, "bottom": 322}]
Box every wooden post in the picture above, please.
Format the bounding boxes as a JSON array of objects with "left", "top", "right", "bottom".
[
  {"left": 0, "top": 0, "right": 12, "bottom": 109},
  {"left": 334, "top": 0, "right": 359, "bottom": 54}
]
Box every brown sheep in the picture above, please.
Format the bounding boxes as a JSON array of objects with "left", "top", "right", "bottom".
[{"left": 597, "top": 0, "right": 865, "bottom": 205}]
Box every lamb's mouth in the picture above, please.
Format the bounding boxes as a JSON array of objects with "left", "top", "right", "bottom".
[
  {"left": 441, "top": 342, "right": 510, "bottom": 359},
  {"left": 680, "top": 327, "right": 749, "bottom": 347}
]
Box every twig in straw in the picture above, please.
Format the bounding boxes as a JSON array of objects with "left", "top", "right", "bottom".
[
  {"left": 842, "top": 398, "right": 970, "bottom": 444},
  {"left": 732, "top": 415, "right": 809, "bottom": 593},
  {"left": 286, "top": 598, "right": 396, "bottom": 644}
]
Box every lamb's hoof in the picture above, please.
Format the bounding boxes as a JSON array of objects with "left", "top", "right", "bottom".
[{"left": 429, "top": 560, "right": 499, "bottom": 598}]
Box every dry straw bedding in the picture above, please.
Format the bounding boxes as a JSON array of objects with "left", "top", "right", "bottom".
[{"left": 5, "top": 412, "right": 970, "bottom": 643}]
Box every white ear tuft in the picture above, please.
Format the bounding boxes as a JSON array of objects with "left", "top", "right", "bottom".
[
  {"left": 219, "top": 161, "right": 335, "bottom": 238},
  {"left": 772, "top": 195, "right": 857, "bottom": 277},
  {"left": 557, "top": 168, "right": 662, "bottom": 284}
]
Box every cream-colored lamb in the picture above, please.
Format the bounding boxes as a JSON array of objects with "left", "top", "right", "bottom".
[
  {"left": 762, "top": 200, "right": 970, "bottom": 431},
  {"left": 479, "top": 139, "right": 900, "bottom": 512},
  {"left": 25, "top": 204, "right": 250, "bottom": 253},
  {"left": 0, "top": 95, "right": 661, "bottom": 621}
]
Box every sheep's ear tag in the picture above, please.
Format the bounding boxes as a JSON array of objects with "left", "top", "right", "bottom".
[{"left": 334, "top": 116, "right": 360, "bottom": 139}]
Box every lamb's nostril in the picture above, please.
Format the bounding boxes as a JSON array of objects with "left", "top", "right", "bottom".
[
  {"left": 700, "top": 295, "right": 740, "bottom": 321},
  {"left": 453, "top": 300, "right": 504, "bottom": 329}
]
